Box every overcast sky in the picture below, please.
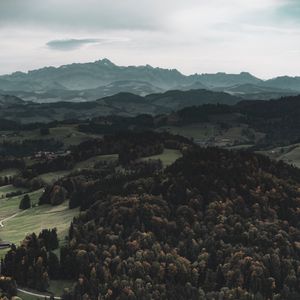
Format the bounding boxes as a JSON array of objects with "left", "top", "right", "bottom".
[{"left": 0, "top": 0, "right": 300, "bottom": 78}]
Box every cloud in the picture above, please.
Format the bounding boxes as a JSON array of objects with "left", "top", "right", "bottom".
[
  {"left": 275, "top": 0, "right": 300, "bottom": 23},
  {"left": 0, "top": 0, "right": 293, "bottom": 36},
  {"left": 0, "top": 0, "right": 169, "bottom": 31},
  {"left": 0, "top": 0, "right": 300, "bottom": 78},
  {"left": 46, "top": 38, "right": 104, "bottom": 51}
]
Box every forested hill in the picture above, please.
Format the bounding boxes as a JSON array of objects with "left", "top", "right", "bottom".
[
  {"left": 75, "top": 94, "right": 300, "bottom": 149},
  {"left": 0, "top": 89, "right": 242, "bottom": 124},
  {"left": 169, "top": 95, "right": 300, "bottom": 147},
  {"left": 3, "top": 130, "right": 300, "bottom": 298},
  {"left": 61, "top": 147, "right": 300, "bottom": 299},
  {"left": 2, "top": 93, "right": 300, "bottom": 151},
  {"left": 176, "top": 94, "right": 300, "bottom": 123}
]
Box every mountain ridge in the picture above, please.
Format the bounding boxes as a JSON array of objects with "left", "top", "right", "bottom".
[{"left": 0, "top": 58, "right": 300, "bottom": 102}]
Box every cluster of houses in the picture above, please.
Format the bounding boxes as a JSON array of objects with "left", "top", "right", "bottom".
[
  {"left": 194, "top": 137, "right": 234, "bottom": 147},
  {"left": 33, "top": 150, "right": 70, "bottom": 160}
]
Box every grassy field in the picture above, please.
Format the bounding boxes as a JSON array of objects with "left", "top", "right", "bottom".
[
  {"left": 20, "top": 150, "right": 173, "bottom": 187},
  {"left": 220, "top": 127, "right": 245, "bottom": 141},
  {"left": 0, "top": 168, "right": 20, "bottom": 178},
  {"left": 38, "top": 170, "right": 71, "bottom": 185},
  {"left": 0, "top": 161, "right": 80, "bottom": 298},
  {"left": 227, "top": 144, "right": 254, "bottom": 150},
  {"left": 0, "top": 185, "right": 28, "bottom": 198},
  {"left": 158, "top": 123, "right": 264, "bottom": 148},
  {"left": 36, "top": 154, "right": 119, "bottom": 184},
  {"left": 141, "top": 149, "right": 182, "bottom": 167},
  {"left": 158, "top": 123, "right": 216, "bottom": 140},
  {"left": 0, "top": 202, "right": 78, "bottom": 246},
  {"left": 257, "top": 143, "right": 300, "bottom": 168},
  {"left": 0, "top": 185, "right": 78, "bottom": 260},
  {"left": 0, "top": 189, "right": 43, "bottom": 220},
  {"left": 74, "top": 153, "right": 118, "bottom": 170},
  {"left": 276, "top": 146, "right": 300, "bottom": 168},
  {"left": 0, "top": 184, "right": 78, "bottom": 298},
  {"left": 0, "top": 125, "right": 102, "bottom": 149}
]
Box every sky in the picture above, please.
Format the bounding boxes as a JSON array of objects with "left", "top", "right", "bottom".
[{"left": 0, "top": 0, "right": 300, "bottom": 78}]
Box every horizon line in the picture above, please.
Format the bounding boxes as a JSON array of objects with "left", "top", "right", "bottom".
[{"left": 1, "top": 57, "right": 299, "bottom": 81}]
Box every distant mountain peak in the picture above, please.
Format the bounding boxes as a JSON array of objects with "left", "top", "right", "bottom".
[
  {"left": 145, "top": 64, "right": 153, "bottom": 69},
  {"left": 95, "top": 58, "right": 115, "bottom": 66},
  {"left": 240, "top": 71, "right": 254, "bottom": 76},
  {"left": 238, "top": 72, "right": 261, "bottom": 80}
]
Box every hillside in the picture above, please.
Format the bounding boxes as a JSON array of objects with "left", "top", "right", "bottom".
[
  {"left": 61, "top": 147, "right": 300, "bottom": 299},
  {"left": 2, "top": 131, "right": 300, "bottom": 299},
  {"left": 219, "top": 84, "right": 298, "bottom": 100},
  {"left": 0, "top": 94, "right": 24, "bottom": 107},
  {"left": 159, "top": 95, "right": 300, "bottom": 148},
  {"left": 3, "top": 93, "right": 300, "bottom": 151},
  {"left": 4, "top": 93, "right": 300, "bottom": 152},
  {"left": 264, "top": 76, "right": 300, "bottom": 92},
  {"left": 68, "top": 94, "right": 300, "bottom": 148},
  {"left": 146, "top": 89, "right": 240, "bottom": 110}
]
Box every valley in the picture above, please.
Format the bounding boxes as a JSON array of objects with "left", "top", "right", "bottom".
[{"left": 1, "top": 62, "right": 300, "bottom": 299}]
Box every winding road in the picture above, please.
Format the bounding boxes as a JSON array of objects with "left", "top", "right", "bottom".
[{"left": 17, "top": 288, "right": 62, "bottom": 299}]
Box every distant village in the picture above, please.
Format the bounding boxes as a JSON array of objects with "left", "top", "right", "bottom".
[{"left": 33, "top": 150, "right": 70, "bottom": 160}]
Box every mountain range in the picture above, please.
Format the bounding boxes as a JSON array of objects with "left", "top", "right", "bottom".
[{"left": 0, "top": 58, "right": 299, "bottom": 103}]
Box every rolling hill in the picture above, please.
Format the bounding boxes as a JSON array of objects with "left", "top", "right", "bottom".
[{"left": 0, "top": 89, "right": 242, "bottom": 123}]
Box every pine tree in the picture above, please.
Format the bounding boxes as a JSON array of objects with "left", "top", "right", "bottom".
[
  {"left": 19, "top": 194, "right": 31, "bottom": 210},
  {"left": 48, "top": 252, "right": 60, "bottom": 279}
]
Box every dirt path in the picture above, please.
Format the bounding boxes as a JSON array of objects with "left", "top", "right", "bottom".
[
  {"left": 0, "top": 211, "right": 25, "bottom": 228},
  {"left": 17, "top": 288, "right": 62, "bottom": 299}
]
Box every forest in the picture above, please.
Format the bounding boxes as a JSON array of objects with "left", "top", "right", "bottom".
[
  {"left": 76, "top": 95, "right": 300, "bottom": 148},
  {"left": 0, "top": 129, "right": 300, "bottom": 299}
]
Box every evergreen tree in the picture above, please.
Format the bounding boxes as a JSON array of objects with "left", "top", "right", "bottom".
[{"left": 19, "top": 194, "right": 31, "bottom": 210}]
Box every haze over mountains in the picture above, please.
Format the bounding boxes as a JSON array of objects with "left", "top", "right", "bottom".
[
  {"left": 1, "top": 58, "right": 300, "bottom": 103},
  {"left": 0, "top": 89, "right": 241, "bottom": 123}
]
